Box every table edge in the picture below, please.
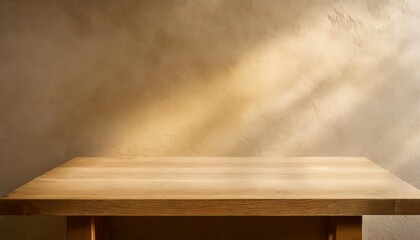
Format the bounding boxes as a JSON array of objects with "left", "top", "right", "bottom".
[{"left": 0, "top": 198, "right": 419, "bottom": 216}]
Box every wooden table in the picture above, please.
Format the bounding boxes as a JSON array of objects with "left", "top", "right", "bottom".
[{"left": 1, "top": 157, "right": 419, "bottom": 240}]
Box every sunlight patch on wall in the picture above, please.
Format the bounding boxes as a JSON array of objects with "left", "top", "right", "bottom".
[{"left": 96, "top": 0, "right": 419, "bottom": 158}]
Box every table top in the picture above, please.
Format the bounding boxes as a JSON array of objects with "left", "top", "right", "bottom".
[{"left": 1, "top": 157, "right": 419, "bottom": 216}]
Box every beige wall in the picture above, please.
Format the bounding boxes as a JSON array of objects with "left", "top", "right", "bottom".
[{"left": 1, "top": 0, "right": 419, "bottom": 239}]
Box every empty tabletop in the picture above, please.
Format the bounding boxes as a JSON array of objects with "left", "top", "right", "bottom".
[{"left": 1, "top": 157, "right": 419, "bottom": 216}]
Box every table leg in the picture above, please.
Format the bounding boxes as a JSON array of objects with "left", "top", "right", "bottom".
[
  {"left": 67, "top": 216, "right": 109, "bottom": 240},
  {"left": 328, "top": 216, "right": 362, "bottom": 240}
]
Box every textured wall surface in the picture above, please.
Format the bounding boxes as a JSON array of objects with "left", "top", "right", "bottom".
[{"left": 1, "top": 0, "right": 419, "bottom": 239}]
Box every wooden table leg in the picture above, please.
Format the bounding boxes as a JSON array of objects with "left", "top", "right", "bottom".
[
  {"left": 67, "top": 216, "right": 109, "bottom": 240},
  {"left": 328, "top": 216, "right": 362, "bottom": 240}
]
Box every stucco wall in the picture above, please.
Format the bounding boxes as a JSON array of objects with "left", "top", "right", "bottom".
[{"left": 1, "top": 0, "right": 419, "bottom": 239}]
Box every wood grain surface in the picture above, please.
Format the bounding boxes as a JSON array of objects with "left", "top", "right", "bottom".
[{"left": 1, "top": 157, "right": 419, "bottom": 216}]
